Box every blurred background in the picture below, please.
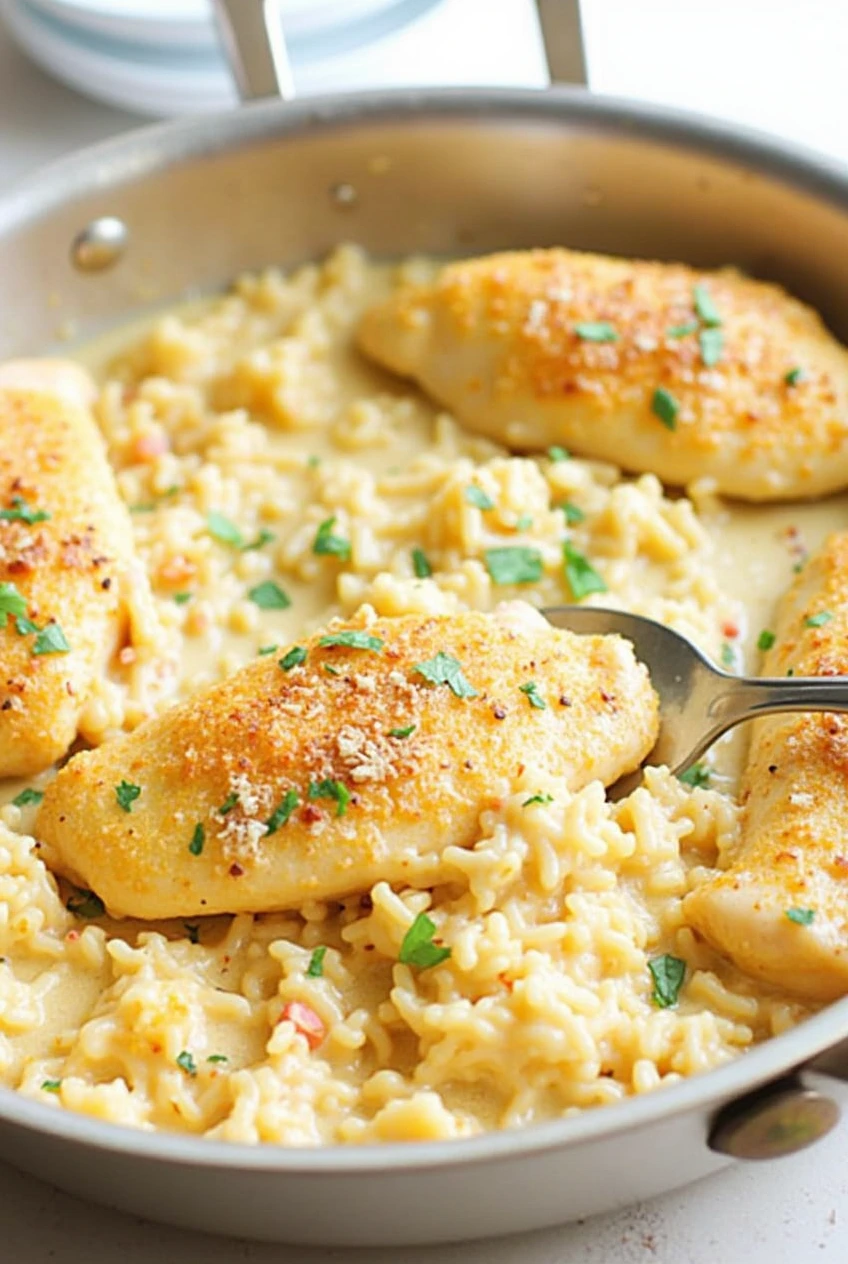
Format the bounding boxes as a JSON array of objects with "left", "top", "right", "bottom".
[{"left": 2, "top": 0, "right": 848, "bottom": 182}]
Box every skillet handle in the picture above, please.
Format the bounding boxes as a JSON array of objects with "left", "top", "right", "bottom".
[
  {"left": 211, "top": 0, "right": 296, "bottom": 102},
  {"left": 212, "top": 0, "right": 589, "bottom": 103}
]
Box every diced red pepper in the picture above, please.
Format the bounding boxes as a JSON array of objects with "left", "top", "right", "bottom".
[{"left": 279, "top": 1001, "right": 325, "bottom": 1050}]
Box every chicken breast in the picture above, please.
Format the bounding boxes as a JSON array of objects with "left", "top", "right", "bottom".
[
  {"left": 36, "top": 602, "right": 659, "bottom": 919},
  {"left": 0, "top": 360, "right": 136, "bottom": 776},
  {"left": 357, "top": 248, "right": 848, "bottom": 501},
  {"left": 685, "top": 532, "right": 848, "bottom": 1000}
]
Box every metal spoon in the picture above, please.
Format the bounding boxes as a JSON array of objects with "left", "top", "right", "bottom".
[{"left": 542, "top": 605, "right": 848, "bottom": 798}]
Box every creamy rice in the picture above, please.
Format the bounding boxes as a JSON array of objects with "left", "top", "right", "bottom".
[{"left": 0, "top": 246, "right": 816, "bottom": 1144}]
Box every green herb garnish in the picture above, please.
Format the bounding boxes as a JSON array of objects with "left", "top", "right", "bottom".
[
  {"left": 0, "top": 496, "right": 50, "bottom": 525},
  {"left": 519, "top": 681, "right": 547, "bottom": 710},
  {"left": 398, "top": 912, "right": 452, "bottom": 970},
  {"left": 699, "top": 327, "right": 723, "bottom": 368},
  {"left": 323, "top": 663, "right": 340, "bottom": 676},
  {"left": 720, "top": 642, "right": 735, "bottom": 669},
  {"left": 218, "top": 791, "right": 239, "bottom": 815},
  {"left": 173, "top": 592, "right": 192, "bottom": 605},
  {"left": 693, "top": 283, "right": 721, "bottom": 327},
  {"left": 206, "top": 511, "right": 244, "bottom": 548},
  {"left": 786, "top": 907, "right": 815, "bottom": 926},
  {"left": 318, "top": 630, "right": 384, "bottom": 653},
  {"left": 413, "top": 652, "right": 478, "bottom": 699},
  {"left": 66, "top": 888, "right": 105, "bottom": 919},
  {"left": 547, "top": 446, "right": 570, "bottom": 463},
  {"left": 188, "top": 823, "right": 205, "bottom": 856},
  {"left": 11, "top": 787, "right": 43, "bottom": 808},
  {"left": 574, "top": 321, "right": 619, "bottom": 342},
  {"left": 484, "top": 546, "right": 543, "bottom": 586},
  {"left": 242, "top": 528, "right": 275, "bottom": 552},
  {"left": 115, "top": 780, "right": 141, "bottom": 813},
  {"left": 667, "top": 320, "right": 698, "bottom": 338},
  {"left": 248, "top": 580, "right": 291, "bottom": 611},
  {"left": 757, "top": 630, "right": 776, "bottom": 652},
  {"left": 14, "top": 615, "right": 39, "bottom": 636},
  {"left": 563, "top": 541, "right": 607, "bottom": 601},
  {"left": 805, "top": 612, "right": 833, "bottom": 628},
  {"left": 265, "top": 788, "right": 299, "bottom": 835},
  {"left": 678, "top": 764, "right": 711, "bottom": 789},
  {"left": 33, "top": 623, "right": 70, "bottom": 656},
  {"left": 307, "top": 946, "right": 327, "bottom": 978},
  {"left": 258, "top": 644, "right": 279, "bottom": 656},
  {"left": 515, "top": 514, "right": 533, "bottom": 531},
  {"left": 41, "top": 1079, "right": 61, "bottom": 1093},
  {"left": 523, "top": 793, "right": 554, "bottom": 807},
  {"left": 785, "top": 366, "right": 806, "bottom": 386},
  {"left": 0, "top": 581, "right": 28, "bottom": 625},
  {"left": 389, "top": 724, "right": 416, "bottom": 739},
  {"left": 176, "top": 1050, "right": 197, "bottom": 1076},
  {"left": 207, "top": 1054, "right": 229, "bottom": 1064},
  {"left": 412, "top": 547, "right": 432, "bottom": 579},
  {"left": 308, "top": 779, "right": 350, "bottom": 818},
  {"left": 279, "top": 645, "right": 307, "bottom": 671},
  {"left": 651, "top": 386, "right": 680, "bottom": 430},
  {"left": 558, "top": 502, "right": 585, "bottom": 525},
  {"left": 648, "top": 954, "right": 686, "bottom": 1008},
  {"left": 464, "top": 485, "right": 495, "bottom": 511},
  {"left": 313, "top": 516, "right": 351, "bottom": 561}
]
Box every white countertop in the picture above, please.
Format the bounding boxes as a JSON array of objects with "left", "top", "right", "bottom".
[{"left": 3, "top": 3, "right": 848, "bottom": 1260}]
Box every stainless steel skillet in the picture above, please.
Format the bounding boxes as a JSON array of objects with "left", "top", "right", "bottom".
[{"left": 3, "top": 1, "right": 848, "bottom": 1246}]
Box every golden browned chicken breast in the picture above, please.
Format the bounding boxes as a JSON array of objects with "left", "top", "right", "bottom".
[
  {"left": 686, "top": 532, "right": 848, "bottom": 1000},
  {"left": 37, "top": 602, "right": 658, "bottom": 919},
  {"left": 0, "top": 360, "right": 136, "bottom": 776},
  {"left": 357, "top": 248, "right": 848, "bottom": 501}
]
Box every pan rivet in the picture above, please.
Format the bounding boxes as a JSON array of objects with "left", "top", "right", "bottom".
[
  {"left": 330, "top": 183, "right": 358, "bottom": 210},
  {"left": 708, "top": 1084, "right": 839, "bottom": 1160},
  {"left": 70, "top": 218, "right": 129, "bottom": 273}
]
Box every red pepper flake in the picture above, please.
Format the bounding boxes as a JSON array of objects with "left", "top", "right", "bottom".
[
  {"left": 228, "top": 862, "right": 244, "bottom": 877},
  {"left": 722, "top": 622, "right": 739, "bottom": 640},
  {"left": 279, "top": 1001, "right": 325, "bottom": 1050},
  {"left": 301, "top": 803, "right": 323, "bottom": 825},
  {"left": 65, "top": 929, "right": 80, "bottom": 942}
]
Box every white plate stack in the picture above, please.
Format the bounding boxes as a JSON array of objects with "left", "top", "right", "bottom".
[{"left": 1, "top": 0, "right": 549, "bottom": 118}]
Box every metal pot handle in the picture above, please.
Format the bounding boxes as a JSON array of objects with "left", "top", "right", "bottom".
[{"left": 211, "top": 0, "right": 587, "bottom": 103}]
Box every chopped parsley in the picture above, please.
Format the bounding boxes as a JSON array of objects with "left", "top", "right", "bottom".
[
  {"left": 523, "top": 792, "right": 554, "bottom": 807},
  {"left": 173, "top": 592, "right": 192, "bottom": 605},
  {"left": 0, "top": 496, "right": 50, "bottom": 525},
  {"left": 574, "top": 321, "right": 618, "bottom": 342},
  {"left": 515, "top": 514, "right": 533, "bottom": 531},
  {"left": 115, "top": 780, "right": 141, "bottom": 813},
  {"left": 318, "top": 630, "right": 384, "bottom": 653},
  {"left": 313, "top": 516, "right": 351, "bottom": 561},
  {"left": 389, "top": 724, "right": 416, "bottom": 739},
  {"left": 258, "top": 644, "right": 279, "bottom": 656},
  {"left": 786, "top": 907, "right": 815, "bottom": 926},
  {"left": 464, "top": 485, "right": 495, "bottom": 511},
  {"left": 307, "top": 946, "right": 327, "bottom": 978},
  {"left": 217, "top": 791, "right": 239, "bottom": 815},
  {"left": 412, "top": 547, "right": 432, "bottom": 579},
  {"left": 323, "top": 663, "right": 340, "bottom": 676},
  {"left": 248, "top": 580, "right": 291, "bottom": 611},
  {"left": 720, "top": 642, "right": 735, "bottom": 669},
  {"left": 184, "top": 922, "right": 201, "bottom": 944},
  {"left": 0, "top": 581, "right": 28, "bottom": 625},
  {"left": 651, "top": 386, "right": 680, "bottom": 430},
  {"left": 15, "top": 615, "right": 39, "bottom": 635},
  {"left": 265, "top": 788, "right": 299, "bottom": 835},
  {"left": 11, "top": 787, "right": 43, "bottom": 808},
  {"left": 558, "top": 501, "right": 585, "bottom": 525},
  {"left": 547, "top": 445, "right": 570, "bottom": 463},
  {"left": 648, "top": 954, "right": 686, "bottom": 1008},
  {"left": 307, "top": 455, "right": 321, "bottom": 469},
  {"left": 805, "top": 611, "right": 833, "bottom": 628},
  {"left": 693, "top": 283, "right": 721, "bottom": 327},
  {"left": 563, "top": 541, "right": 607, "bottom": 601},
  {"left": 242, "top": 528, "right": 275, "bottom": 552},
  {"left": 32, "top": 623, "right": 70, "bottom": 656},
  {"left": 308, "top": 779, "right": 351, "bottom": 818},
  {"left": 41, "top": 1079, "right": 61, "bottom": 1093},
  {"left": 667, "top": 320, "right": 698, "bottom": 338},
  {"left": 413, "top": 652, "right": 478, "bottom": 699},
  {"left": 398, "top": 912, "right": 452, "bottom": 970},
  {"left": 206, "top": 511, "right": 244, "bottom": 548},
  {"left": 678, "top": 763, "right": 711, "bottom": 789},
  {"left": 66, "top": 888, "right": 105, "bottom": 919},
  {"left": 519, "top": 681, "right": 547, "bottom": 710},
  {"left": 188, "top": 823, "right": 205, "bottom": 856},
  {"left": 484, "top": 546, "right": 543, "bottom": 586},
  {"left": 176, "top": 1050, "right": 197, "bottom": 1077},
  {"left": 279, "top": 645, "right": 307, "bottom": 672},
  {"left": 207, "top": 1054, "right": 229, "bottom": 1064},
  {"left": 785, "top": 366, "right": 806, "bottom": 386},
  {"left": 699, "top": 327, "right": 723, "bottom": 367},
  {"left": 757, "top": 629, "right": 776, "bottom": 651}
]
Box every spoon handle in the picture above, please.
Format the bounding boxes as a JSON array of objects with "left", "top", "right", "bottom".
[{"left": 710, "top": 675, "right": 848, "bottom": 730}]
